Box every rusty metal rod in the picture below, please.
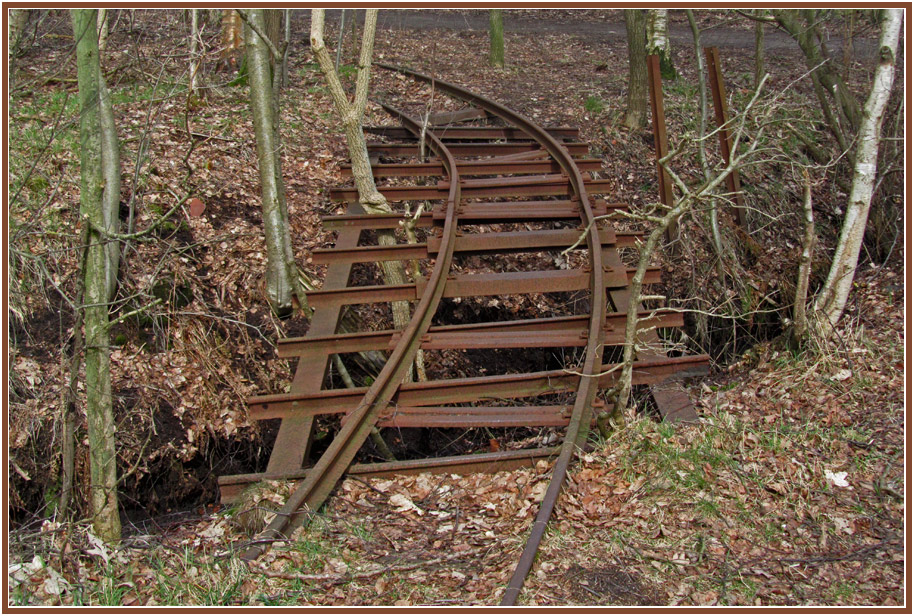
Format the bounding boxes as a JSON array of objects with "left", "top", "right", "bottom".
[
  {"left": 276, "top": 310, "right": 684, "bottom": 357},
  {"left": 320, "top": 200, "right": 625, "bottom": 229},
  {"left": 704, "top": 46, "right": 747, "bottom": 228},
  {"left": 248, "top": 354, "right": 709, "bottom": 420},
  {"left": 311, "top": 228, "right": 619, "bottom": 264},
  {"left": 303, "top": 267, "right": 660, "bottom": 308},
  {"left": 647, "top": 54, "right": 677, "bottom": 242},
  {"left": 366, "top": 141, "right": 590, "bottom": 157},
  {"left": 329, "top": 177, "right": 613, "bottom": 202},
  {"left": 339, "top": 158, "right": 602, "bottom": 178},
  {"left": 364, "top": 125, "right": 579, "bottom": 140}
]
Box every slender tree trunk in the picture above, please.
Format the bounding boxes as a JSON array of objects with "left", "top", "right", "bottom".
[
  {"left": 310, "top": 9, "right": 411, "bottom": 332},
  {"left": 754, "top": 13, "right": 765, "bottom": 89},
  {"left": 647, "top": 9, "right": 676, "bottom": 80},
  {"left": 72, "top": 8, "right": 121, "bottom": 544},
  {"left": 686, "top": 10, "right": 725, "bottom": 269},
  {"left": 813, "top": 9, "right": 902, "bottom": 328},
  {"left": 622, "top": 10, "right": 648, "bottom": 130},
  {"left": 336, "top": 9, "right": 346, "bottom": 70},
  {"left": 282, "top": 9, "right": 291, "bottom": 88},
  {"left": 792, "top": 170, "right": 815, "bottom": 346},
  {"left": 244, "top": 9, "right": 301, "bottom": 316},
  {"left": 97, "top": 9, "right": 108, "bottom": 53},
  {"left": 190, "top": 9, "right": 200, "bottom": 96},
  {"left": 489, "top": 9, "right": 505, "bottom": 68},
  {"left": 98, "top": 70, "right": 121, "bottom": 301},
  {"left": 221, "top": 9, "right": 243, "bottom": 68},
  {"left": 9, "top": 9, "right": 30, "bottom": 55}
]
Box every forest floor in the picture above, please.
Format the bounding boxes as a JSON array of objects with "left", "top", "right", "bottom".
[{"left": 7, "top": 9, "right": 906, "bottom": 607}]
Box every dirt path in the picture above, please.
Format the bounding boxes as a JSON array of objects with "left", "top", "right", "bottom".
[{"left": 318, "top": 9, "right": 876, "bottom": 59}]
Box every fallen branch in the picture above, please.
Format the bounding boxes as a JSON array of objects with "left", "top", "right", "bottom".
[{"left": 248, "top": 546, "right": 487, "bottom": 586}]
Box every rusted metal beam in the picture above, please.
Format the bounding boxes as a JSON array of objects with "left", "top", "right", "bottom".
[
  {"left": 339, "top": 158, "right": 602, "bottom": 178},
  {"left": 319, "top": 199, "right": 626, "bottom": 230},
  {"left": 647, "top": 54, "right": 677, "bottom": 242},
  {"left": 218, "top": 446, "right": 561, "bottom": 505},
  {"left": 377, "top": 405, "right": 572, "bottom": 428},
  {"left": 329, "top": 176, "right": 613, "bottom": 201},
  {"left": 704, "top": 46, "right": 748, "bottom": 229},
  {"left": 276, "top": 310, "right": 684, "bottom": 357},
  {"left": 311, "top": 227, "right": 619, "bottom": 265},
  {"left": 304, "top": 266, "right": 660, "bottom": 308},
  {"left": 364, "top": 125, "right": 580, "bottom": 141},
  {"left": 366, "top": 141, "right": 590, "bottom": 157},
  {"left": 427, "top": 107, "right": 489, "bottom": 125},
  {"left": 248, "top": 354, "right": 709, "bottom": 420},
  {"left": 262, "top": 205, "right": 366, "bottom": 476}
]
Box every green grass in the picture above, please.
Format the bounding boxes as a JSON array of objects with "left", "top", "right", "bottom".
[{"left": 584, "top": 95, "right": 604, "bottom": 114}]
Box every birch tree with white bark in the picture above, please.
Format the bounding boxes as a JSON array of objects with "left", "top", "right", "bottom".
[
  {"left": 647, "top": 9, "right": 676, "bottom": 80},
  {"left": 811, "top": 8, "right": 902, "bottom": 329}
]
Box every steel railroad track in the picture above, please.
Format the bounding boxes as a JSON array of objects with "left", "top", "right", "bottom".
[{"left": 219, "top": 67, "right": 708, "bottom": 603}]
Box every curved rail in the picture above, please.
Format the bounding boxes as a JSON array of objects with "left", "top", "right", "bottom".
[
  {"left": 240, "top": 105, "right": 462, "bottom": 561},
  {"left": 375, "top": 64, "right": 608, "bottom": 604}
]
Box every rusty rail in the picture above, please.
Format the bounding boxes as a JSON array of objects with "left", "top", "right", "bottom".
[{"left": 221, "top": 69, "right": 709, "bottom": 599}]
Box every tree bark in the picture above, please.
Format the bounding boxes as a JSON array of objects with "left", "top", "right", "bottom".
[
  {"left": 792, "top": 170, "right": 815, "bottom": 346},
  {"left": 647, "top": 9, "right": 676, "bottom": 80},
  {"left": 97, "top": 9, "right": 108, "bottom": 53},
  {"left": 221, "top": 9, "right": 243, "bottom": 68},
  {"left": 282, "top": 9, "right": 291, "bottom": 88},
  {"left": 9, "top": 9, "right": 30, "bottom": 55},
  {"left": 244, "top": 9, "right": 302, "bottom": 316},
  {"left": 754, "top": 13, "right": 765, "bottom": 89},
  {"left": 72, "top": 8, "right": 121, "bottom": 544},
  {"left": 686, "top": 10, "right": 725, "bottom": 269},
  {"left": 189, "top": 9, "right": 200, "bottom": 96},
  {"left": 812, "top": 9, "right": 902, "bottom": 328},
  {"left": 622, "top": 10, "right": 648, "bottom": 130},
  {"left": 98, "top": 70, "right": 121, "bottom": 301},
  {"left": 489, "top": 9, "right": 505, "bottom": 68}
]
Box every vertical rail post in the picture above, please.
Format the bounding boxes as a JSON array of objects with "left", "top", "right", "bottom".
[
  {"left": 704, "top": 46, "right": 748, "bottom": 229},
  {"left": 647, "top": 54, "right": 676, "bottom": 242}
]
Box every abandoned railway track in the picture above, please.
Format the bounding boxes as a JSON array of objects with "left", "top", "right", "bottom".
[{"left": 218, "top": 67, "right": 708, "bottom": 603}]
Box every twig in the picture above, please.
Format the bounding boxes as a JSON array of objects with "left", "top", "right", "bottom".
[{"left": 248, "top": 547, "right": 484, "bottom": 586}]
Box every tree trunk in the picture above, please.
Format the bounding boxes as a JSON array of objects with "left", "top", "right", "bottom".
[
  {"left": 792, "top": 170, "right": 815, "bottom": 346},
  {"left": 190, "top": 9, "right": 200, "bottom": 96},
  {"left": 245, "top": 9, "right": 301, "bottom": 316},
  {"left": 282, "top": 9, "right": 291, "bottom": 88},
  {"left": 310, "top": 9, "right": 412, "bottom": 332},
  {"left": 622, "top": 10, "right": 648, "bottom": 130},
  {"left": 489, "top": 9, "right": 505, "bottom": 68},
  {"left": 98, "top": 70, "right": 121, "bottom": 301},
  {"left": 71, "top": 8, "right": 121, "bottom": 544},
  {"left": 647, "top": 9, "right": 675, "bottom": 79},
  {"left": 754, "top": 13, "right": 765, "bottom": 88},
  {"left": 812, "top": 9, "right": 902, "bottom": 328},
  {"left": 97, "top": 9, "right": 108, "bottom": 53},
  {"left": 9, "top": 9, "right": 30, "bottom": 55},
  {"left": 221, "top": 9, "right": 243, "bottom": 68},
  {"left": 686, "top": 10, "right": 725, "bottom": 269}
]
